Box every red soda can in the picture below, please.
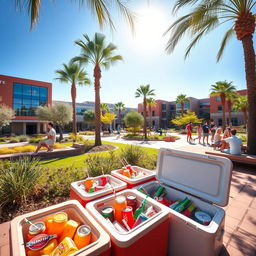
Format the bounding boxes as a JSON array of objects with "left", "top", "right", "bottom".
[
  {"left": 98, "top": 176, "right": 107, "bottom": 186},
  {"left": 126, "top": 195, "right": 137, "bottom": 212},
  {"left": 122, "top": 206, "right": 134, "bottom": 229}
]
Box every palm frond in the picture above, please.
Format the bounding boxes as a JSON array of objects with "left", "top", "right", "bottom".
[{"left": 217, "top": 27, "right": 234, "bottom": 61}]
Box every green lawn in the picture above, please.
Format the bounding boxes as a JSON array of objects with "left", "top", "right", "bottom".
[{"left": 41, "top": 140, "right": 158, "bottom": 169}]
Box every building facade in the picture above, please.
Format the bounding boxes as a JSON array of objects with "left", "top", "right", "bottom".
[
  {"left": 138, "top": 90, "right": 247, "bottom": 129},
  {"left": 0, "top": 75, "right": 52, "bottom": 135},
  {"left": 53, "top": 100, "right": 136, "bottom": 131},
  {"left": 210, "top": 89, "right": 247, "bottom": 126}
]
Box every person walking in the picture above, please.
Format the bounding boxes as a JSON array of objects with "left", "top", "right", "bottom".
[
  {"left": 210, "top": 120, "right": 217, "bottom": 142},
  {"left": 33, "top": 122, "right": 56, "bottom": 154},
  {"left": 186, "top": 122, "right": 193, "bottom": 143},
  {"left": 194, "top": 124, "right": 203, "bottom": 144}
]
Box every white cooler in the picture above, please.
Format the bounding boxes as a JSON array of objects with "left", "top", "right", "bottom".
[{"left": 135, "top": 148, "right": 233, "bottom": 256}]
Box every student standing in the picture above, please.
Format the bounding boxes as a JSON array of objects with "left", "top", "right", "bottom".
[{"left": 202, "top": 121, "right": 210, "bottom": 145}]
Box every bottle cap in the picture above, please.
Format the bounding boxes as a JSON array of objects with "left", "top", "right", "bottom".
[{"left": 53, "top": 212, "right": 68, "bottom": 223}]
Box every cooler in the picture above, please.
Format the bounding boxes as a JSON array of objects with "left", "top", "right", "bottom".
[
  {"left": 86, "top": 189, "right": 169, "bottom": 256},
  {"left": 111, "top": 166, "right": 155, "bottom": 188},
  {"left": 70, "top": 175, "right": 127, "bottom": 207},
  {"left": 10, "top": 200, "right": 111, "bottom": 256},
  {"left": 135, "top": 148, "right": 233, "bottom": 256}
]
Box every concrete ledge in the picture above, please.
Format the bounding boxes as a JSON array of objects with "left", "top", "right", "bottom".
[
  {"left": 0, "top": 146, "right": 83, "bottom": 161},
  {"left": 205, "top": 151, "right": 256, "bottom": 165}
]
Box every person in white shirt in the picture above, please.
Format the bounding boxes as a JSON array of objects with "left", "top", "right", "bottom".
[
  {"left": 222, "top": 129, "right": 242, "bottom": 155},
  {"left": 33, "top": 122, "right": 56, "bottom": 154}
]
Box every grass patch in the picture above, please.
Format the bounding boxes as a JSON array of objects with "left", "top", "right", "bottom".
[{"left": 41, "top": 140, "right": 158, "bottom": 169}]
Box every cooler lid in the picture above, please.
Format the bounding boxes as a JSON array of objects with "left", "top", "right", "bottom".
[{"left": 156, "top": 149, "right": 232, "bottom": 206}]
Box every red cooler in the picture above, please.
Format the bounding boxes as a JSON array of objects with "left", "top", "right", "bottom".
[
  {"left": 135, "top": 149, "right": 233, "bottom": 256},
  {"left": 70, "top": 174, "right": 127, "bottom": 207},
  {"left": 111, "top": 166, "right": 155, "bottom": 188},
  {"left": 86, "top": 189, "right": 169, "bottom": 256},
  {"left": 10, "top": 200, "right": 111, "bottom": 256}
]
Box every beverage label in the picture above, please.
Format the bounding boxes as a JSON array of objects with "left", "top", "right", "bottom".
[{"left": 26, "top": 234, "right": 57, "bottom": 250}]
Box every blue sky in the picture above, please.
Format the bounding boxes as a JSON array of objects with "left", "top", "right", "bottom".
[{"left": 0, "top": 0, "right": 251, "bottom": 108}]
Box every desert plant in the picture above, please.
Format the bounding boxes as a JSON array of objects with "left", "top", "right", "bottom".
[
  {"left": 17, "top": 135, "right": 29, "bottom": 142},
  {"left": 9, "top": 137, "right": 19, "bottom": 143},
  {"left": 85, "top": 151, "right": 121, "bottom": 177},
  {"left": 0, "top": 157, "right": 42, "bottom": 207},
  {"left": 120, "top": 145, "right": 145, "bottom": 166}
]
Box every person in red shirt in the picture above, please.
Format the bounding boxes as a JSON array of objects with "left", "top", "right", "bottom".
[{"left": 186, "top": 122, "right": 193, "bottom": 143}]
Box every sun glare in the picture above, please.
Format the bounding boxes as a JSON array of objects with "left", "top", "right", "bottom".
[{"left": 132, "top": 6, "right": 169, "bottom": 52}]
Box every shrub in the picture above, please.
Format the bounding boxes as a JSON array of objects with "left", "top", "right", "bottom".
[
  {"left": 29, "top": 137, "right": 44, "bottom": 143},
  {"left": 85, "top": 151, "right": 121, "bottom": 177},
  {"left": 40, "top": 166, "right": 86, "bottom": 198},
  {"left": 79, "top": 131, "right": 95, "bottom": 135},
  {"left": 0, "top": 137, "right": 8, "bottom": 142},
  {"left": 238, "top": 134, "right": 247, "bottom": 144},
  {"left": 120, "top": 145, "right": 145, "bottom": 165},
  {"left": 124, "top": 111, "right": 143, "bottom": 134},
  {"left": 0, "top": 143, "right": 64, "bottom": 155},
  {"left": 0, "top": 157, "right": 42, "bottom": 207},
  {"left": 9, "top": 137, "right": 19, "bottom": 143},
  {"left": 17, "top": 135, "right": 29, "bottom": 142}
]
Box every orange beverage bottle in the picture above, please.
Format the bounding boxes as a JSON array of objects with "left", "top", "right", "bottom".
[
  {"left": 46, "top": 212, "right": 68, "bottom": 238},
  {"left": 114, "top": 196, "right": 127, "bottom": 223},
  {"left": 39, "top": 238, "right": 57, "bottom": 255},
  {"left": 122, "top": 169, "right": 131, "bottom": 178},
  {"left": 26, "top": 249, "right": 40, "bottom": 256},
  {"left": 59, "top": 219, "right": 80, "bottom": 242},
  {"left": 74, "top": 225, "right": 92, "bottom": 249},
  {"left": 84, "top": 178, "right": 94, "bottom": 192}
]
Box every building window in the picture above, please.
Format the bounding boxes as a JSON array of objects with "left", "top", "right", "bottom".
[
  {"left": 162, "top": 104, "right": 166, "bottom": 110},
  {"left": 231, "top": 118, "right": 238, "bottom": 126},
  {"left": 216, "top": 96, "right": 220, "bottom": 102},
  {"left": 170, "top": 105, "right": 175, "bottom": 111},
  {"left": 152, "top": 111, "right": 155, "bottom": 117},
  {"left": 184, "top": 102, "right": 190, "bottom": 109},
  {"left": 13, "top": 83, "right": 48, "bottom": 116},
  {"left": 218, "top": 118, "right": 222, "bottom": 126},
  {"left": 162, "top": 112, "right": 166, "bottom": 118},
  {"left": 217, "top": 105, "right": 222, "bottom": 112}
]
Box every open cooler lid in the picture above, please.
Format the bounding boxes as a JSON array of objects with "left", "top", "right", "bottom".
[{"left": 156, "top": 149, "right": 232, "bottom": 206}]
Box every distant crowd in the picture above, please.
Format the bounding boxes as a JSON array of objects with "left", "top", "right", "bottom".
[{"left": 185, "top": 120, "right": 242, "bottom": 155}]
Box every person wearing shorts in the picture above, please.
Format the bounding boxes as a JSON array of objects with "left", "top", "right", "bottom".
[
  {"left": 186, "top": 122, "right": 193, "bottom": 143},
  {"left": 202, "top": 121, "right": 210, "bottom": 145},
  {"left": 210, "top": 120, "right": 217, "bottom": 142},
  {"left": 33, "top": 122, "right": 56, "bottom": 155}
]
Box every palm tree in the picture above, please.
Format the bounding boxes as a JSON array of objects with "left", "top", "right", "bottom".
[
  {"left": 15, "top": 0, "right": 135, "bottom": 31},
  {"left": 114, "top": 102, "right": 126, "bottom": 127},
  {"left": 135, "top": 85, "right": 155, "bottom": 140},
  {"left": 176, "top": 94, "right": 189, "bottom": 116},
  {"left": 226, "top": 91, "right": 239, "bottom": 126},
  {"left": 55, "top": 62, "right": 90, "bottom": 138},
  {"left": 233, "top": 95, "right": 248, "bottom": 127},
  {"left": 147, "top": 98, "right": 156, "bottom": 130},
  {"left": 72, "top": 33, "right": 122, "bottom": 146},
  {"left": 210, "top": 81, "right": 236, "bottom": 130},
  {"left": 100, "top": 103, "right": 110, "bottom": 115},
  {"left": 165, "top": 0, "right": 256, "bottom": 154}
]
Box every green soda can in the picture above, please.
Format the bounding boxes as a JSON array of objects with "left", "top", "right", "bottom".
[
  {"left": 153, "top": 186, "right": 165, "bottom": 198},
  {"left": 174, "top": 198, "right": 191, "bottom": 213},
  {"left": 88, "top": 187, "right": 95, "bottom": 193},
  {"left": 134, "top": 197, "right": 147, "bottom": 220},
  {"left": 101, "top": 206, "right": 114, "bottom": 222}
]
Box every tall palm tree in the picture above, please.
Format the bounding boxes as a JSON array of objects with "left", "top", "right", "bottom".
[
  {"left": 176, "top": 94, "right": 189, "bottom": 116},
  {"left": 233, "top": 95, "right": 248, "bottom": 127},
  {"left": 210, "top": 81, "right": 236, "bottom": 130},
  {"left": 226, "top": 91, "right": 239, "bottom": 126},
  {"left": 165, "top": 0, "right": 256, "bottom": 154},
  {"left": 55, "top": 62, "right": 90, "bottom": 137},
  {"left": 15, "top": 0, "right": 135, "bottom": 31},
  {"left": 135, "top": 85, "right": 155, "bottom": 140},
  {"left": 114, "top": 102, "right": 126, "bottom": 128},
  {"left": 147, "top": 98, "right": 156, "bottom": 130},
  {"left": 72, "top": 33, "right": 122, "bottom": 146},
  {"left": 100, "top": 103, "right": 110, "bottom": 115}
]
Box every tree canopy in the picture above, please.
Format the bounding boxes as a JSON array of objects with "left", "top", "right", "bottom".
[
  {"left": 124, "top": 111, "right": 143, "bottom": 133},
  {"left": 0, "top": 105, "right": 15, "bottom": 129},
  {"left": 171, "top": 110, "right": 202, "bottom": 126}
]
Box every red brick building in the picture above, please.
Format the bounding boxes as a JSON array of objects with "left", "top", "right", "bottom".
[{"left": 0, "top": 75, "right": 52, "bottom": 135}]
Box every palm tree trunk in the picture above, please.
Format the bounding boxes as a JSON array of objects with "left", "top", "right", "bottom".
[
  {"left": 149, "top": 106, "right": 152, "bottom": 130},
  {"left": 228, "top": 111, "right": 231, "bottom": 126},
  {"left": 71, "top": 83, "right": 77, "bottom": 138},
  {"left": 241, "top": 34, "right": 256, "bottom": 154},
  {"left": 220, "top": 94, "right": 226, "bottom": 131},
  {"left": 143, "top": 98, "right": 147, "bottom": 140},
  {"left": 94, "top": 64, "right": 102, "bottom": 146},
  {"left": 59, "top": 125, "right": 63, "bottom": 141}
]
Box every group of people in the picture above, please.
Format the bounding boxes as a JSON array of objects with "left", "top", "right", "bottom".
[{"left": 186, "top": 120, "right": 242, "bottom": 155}]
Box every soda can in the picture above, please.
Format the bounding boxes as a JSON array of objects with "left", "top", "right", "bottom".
[
  {"left": 101, "top": 206, "right": 114, "bottom": 222},
  {"left": 153, "top": 186, "right": 165, "bottom": 198},
  {"left": 126, "top": 195, "right": 137, "bottom": 212},
  {"left": 98, "top": 176, "right": 107, "bottom": 186},
  {"left": 132, "top": 213, "right": 148, "bottom": 229},
  {"left": 27, "top": 221, "right": 46, "bottom": 241},
  {"left": 122, "top": 206, "right": 135, "bottom": 229},
  {"left": 195, "top": 211, "right": 212, "bottom": 225},
  {"left": 74, "top": 225, "right": 92, "bottom": 249}
]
